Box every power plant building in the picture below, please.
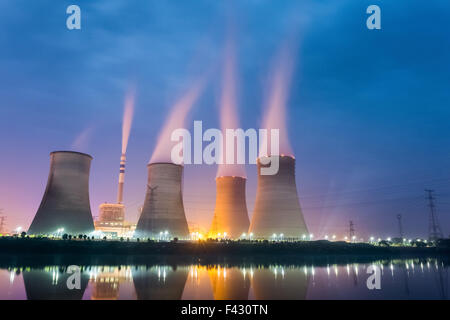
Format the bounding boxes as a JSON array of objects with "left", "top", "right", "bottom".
[
  {"left": 249, "top": 155, "right": 308, "bottom": 240},
  {"left": 135, "top": 163, "right": 189, "bottom": 239},
  {"left": 209, "top": 176, "right": 250, "bottom": 239},
  {"left": 28, "top": 151, "right": 95, "bottom": 235}
]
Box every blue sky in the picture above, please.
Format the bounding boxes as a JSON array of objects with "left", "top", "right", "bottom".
[{"left": 0, "top": 0, "right": 449, "bottom": 238}]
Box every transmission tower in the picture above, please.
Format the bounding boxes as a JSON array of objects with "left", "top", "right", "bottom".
[
  {"left": 397, "top": 214, "right": 404, "bottom": 239},
  {"left": 425, "top": 189, "right": 443, "bottom": 241},
  {"left": 0, "top": 209, "right": 6, "bottom": 234},
  {"left": 349, "top": 220, "right": 355, "bottom": 242}
]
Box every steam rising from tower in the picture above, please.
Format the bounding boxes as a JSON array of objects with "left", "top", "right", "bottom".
[
  {"left": 259, "top": 44, "right": 295, "bottom": 157},
  {"left": 210, "top": 37, "right": 249, "bottom": 238},
  {"left": 117, "top": 90, "right": 135, "bottom": 204},
  {"left": 217, "top": 36, "right": 246, "bottom": 178},
  {"left": 250, "top": 43, "right": 308, "bottom": 239},
  {"left": 150, "top": 81, "right": 204, "bottom": 164},
  {"left": 138, "top": 82, "right": 205, "bottom": 239}
]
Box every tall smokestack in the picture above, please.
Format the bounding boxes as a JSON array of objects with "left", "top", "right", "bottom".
[
  {"left": 209, "top": 176, "right": 249, "bottom": 239},
  {"left": 249, "top": 155, "right": 308, "bottom": 240},
  {"left": 28, "top": 151, "right": 95, "bottom": 235},
  {"left": 135, "top": 163, "right": 189, "bottom": 239},
  {"left": 117, "top": 88, "right": 135, "bottom": 205},
  {"left": 117, "top": 153, "right": 126, "bottom": 204}
]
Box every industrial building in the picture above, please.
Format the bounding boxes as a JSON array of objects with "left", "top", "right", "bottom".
[
  {"left": 209, "top": 176, "right": 250, "bottom": 239},
  {"left": 249, "top": 155, "right": 308, "bottom": 240},
  {"left": 135, "top": 162, "right": 189, "bottom": 239},
  {"left": 28, "top": 151, "right": 95, "bottom": 235},
  {"left": 93, "top": 153, "right": 135, "bottom": 238}
]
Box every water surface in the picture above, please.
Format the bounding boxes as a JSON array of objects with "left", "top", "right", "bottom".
[{"left": 1, "top": 258, "right": 448, "bottom": 300}]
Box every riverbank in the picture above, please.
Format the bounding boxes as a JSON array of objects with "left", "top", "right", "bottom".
[{"left": 0, "top": 237, "right": 448, "bottom": 266}]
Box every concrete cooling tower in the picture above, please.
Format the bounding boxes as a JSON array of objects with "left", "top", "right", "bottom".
[
  {"left": 209, "top": 266, "right": 250, "bottom": 300},
  {"left": 135, "top": 163, "right": 189, "bottom": 239},
  {"left": 209, "top": 176, "right": 249, "bottom": 239},
  {"left": 250, "top": 267, "right": 309, "bottom": 300},
  {"left": 132, "top": 266, "right": 189, "bottom": 300},
  {"left": 28, "top": 151, "right": 94, "bottom": 235},
  {"left": 23, "top": 267, "right": 89, "bottom": 300},
  {"left": 249, "top": 155, "right": 308, "bottom": 240}
]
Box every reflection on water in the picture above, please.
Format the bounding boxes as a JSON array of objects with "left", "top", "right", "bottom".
[{"left": 0, "top": 258, "right": 448, "bottom": 300}]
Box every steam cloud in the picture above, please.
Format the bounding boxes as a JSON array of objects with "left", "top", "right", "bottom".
[
  {"left": 149, "top": 80, "right": 205, "bottom": 164},
  {"left": 217, "top": 37, "right": 246, "bottom": 178},
  {"left": 122, "top": 88, "right": 136, "bottom": 154},
  {"left": 260, "top": 44, "right": 296, "bottom": 157},
  {"left": 71, "top": 126, "right": 94, "bottom": 151}
]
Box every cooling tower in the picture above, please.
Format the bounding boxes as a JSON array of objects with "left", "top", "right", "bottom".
[
  {"left": 209, "top": 266, "right": 250, "bottom": 300},
  {"left": 209, "top": 176, "right": 249, "bottom": 239},
  {"left": 249, "top": 155, "right": 308, "bottom": 240},
  {"left": 251, "top": 267, "right": 309, "bottom": 300},
  {"left": 28, "top": 151, "right": 94, "bottom": 235},
  {"left": 132, "top": 266, "right": 189, "bottom": 300},
  {"left": 135, "top": 163, "right": 189, "bottom": 239},
  {"left": 23, "top": 267, "right": 89, "bottom": 300}
]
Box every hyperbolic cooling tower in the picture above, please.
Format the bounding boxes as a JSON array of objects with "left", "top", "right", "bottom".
[
  {"left": 28, "top": 151, "right": 95, "bottom": 235},
  {"left": 132, "top": 266, "right": 189, "bottom": 300},
  {"left": 249, "top": 155, "right": 308, "bottom": 239},
  {"left": 135, "top": 163, "right": 189, "bottom": 239},
  {"left": 23, "top": 267, "right": 89, "bottom": 300},
  {"left": 209, "top": 176, "right": 250, "bottom": 239}
]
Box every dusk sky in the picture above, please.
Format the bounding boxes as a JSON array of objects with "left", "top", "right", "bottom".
[{"left": 0, "top": 0, "right": 449, "bottom": 239}]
